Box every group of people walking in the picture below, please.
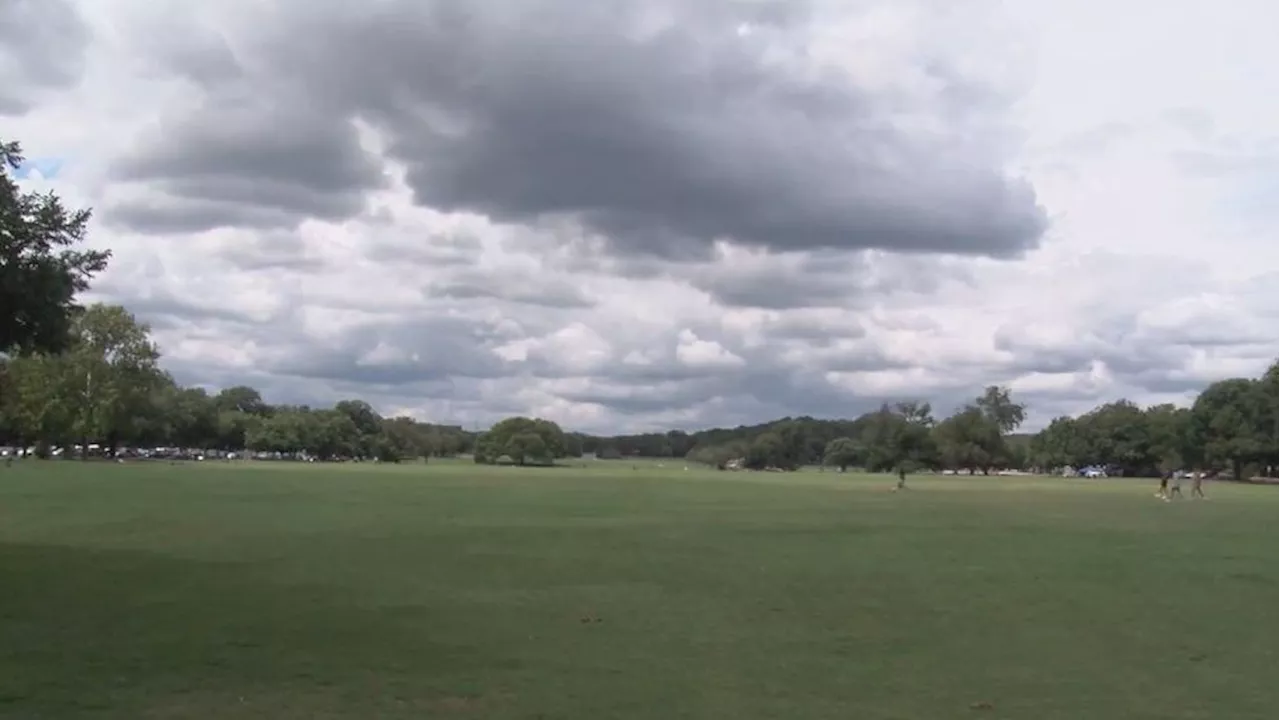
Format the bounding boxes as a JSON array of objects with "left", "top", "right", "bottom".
[{"left": 1156, "top": 469, "right": 1213, "bottom": 501}]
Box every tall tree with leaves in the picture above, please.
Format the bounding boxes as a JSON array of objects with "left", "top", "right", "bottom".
[
  {"left": 0, "top": 351, "right": 76, "bottom": 452},
  {"left": 475, "top": 416, "right": 568, "bottom": 466},
  {"left": 0, "top": 140, "right": 111, "bottom": 355},
  {"left": 934, "top": 406, "right": 1004, "bottom": 474},
  {"left": 822, "top": 437, "right": 860, "bottom": 471},
  {"left": 67, "top": 304, "right": 163, "bottom": 455},
  {"left": 1189, "top": 373, "right": 1274, "bottom": 480},
  {"left": 975, "top": 385, "right": 1026, "bottom": 434}
]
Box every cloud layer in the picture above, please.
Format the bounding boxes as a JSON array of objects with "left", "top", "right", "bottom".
[{"left": 5, "top": 0, "right": 1277, "bottom": 434}]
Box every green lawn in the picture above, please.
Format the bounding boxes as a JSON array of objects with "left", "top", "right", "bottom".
[{"left": 0, "top": 461, "right": 1275, "bottom": 719}]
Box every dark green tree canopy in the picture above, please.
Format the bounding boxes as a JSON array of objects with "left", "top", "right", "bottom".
[
  {"left": 0, "top": 140, "right": 111, "bottom": 355},
  {"left": 474, "top": 416, "right": 569, "bottom": 466}
]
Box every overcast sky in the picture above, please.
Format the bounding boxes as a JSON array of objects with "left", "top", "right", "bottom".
[{"left": 4, "top": 0, "right": 1276, "bottom": 434}]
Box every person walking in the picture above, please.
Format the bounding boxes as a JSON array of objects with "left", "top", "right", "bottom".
[
  {"left": 1166, "top": 470, "right": 1184, "bottom": 501},
  {"left": 1191, "top": 469, "right": 1213, "bottom": 499}
]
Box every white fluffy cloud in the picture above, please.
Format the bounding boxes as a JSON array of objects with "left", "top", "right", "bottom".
[{"left": 5, "top": 0, "right": 1276, "bottom": 434}]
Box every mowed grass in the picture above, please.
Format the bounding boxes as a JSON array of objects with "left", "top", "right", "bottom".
[{"left": 0, "top": 461, "right": 1275, "bottom": 720}]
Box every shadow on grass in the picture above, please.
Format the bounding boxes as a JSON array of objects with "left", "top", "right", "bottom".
[{"left": 0, "top": 543, "right": 514, "bottom": 718}]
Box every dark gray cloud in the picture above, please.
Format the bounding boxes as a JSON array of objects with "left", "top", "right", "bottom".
[
  {"left": 0, "top": 0, "right": 89, "bottom": 115},
  {"left": 687, "top": 250, "right": 975, "bottom": 309},
  {"left": 108, "top": 100, "right": 386, "bottom": 233},
  {"left": 692, "top": 262, "right": 855, "bottom": 310},
  {"left": 995, "top": 318, "right": 1194, "bottom": 387},
  {"left": 94, "top": 0, "right": 1244, "bottom": 430},
  {"left": 108, "top": 0, "right": 1045, "bottom": 259}
]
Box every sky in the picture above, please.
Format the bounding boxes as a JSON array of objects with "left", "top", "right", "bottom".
[{"left": 2, "top": 0, "right": 1276, "bottom": 435}]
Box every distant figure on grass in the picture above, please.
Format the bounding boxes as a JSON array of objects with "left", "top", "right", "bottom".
[
  {"left": 1165, "top": 470, "right": 1184, "bottom": 501},
  {"left": 1191, "top": 470, "right": 1212, "bottom": 499},
  {"left": 893, "top": 467, "right": 908, "bottom": 491},
  {"left": 1156, "top": 470, "right": 1172, "bottom": 499}
]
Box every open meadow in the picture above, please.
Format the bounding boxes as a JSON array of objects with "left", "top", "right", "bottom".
[{"left": 1, "top": 460, "right": 1275, "bottom": 719}]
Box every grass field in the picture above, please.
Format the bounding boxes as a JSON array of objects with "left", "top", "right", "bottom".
[{"left": 0, "top": 460, "right": 1275, "bottom": 719}]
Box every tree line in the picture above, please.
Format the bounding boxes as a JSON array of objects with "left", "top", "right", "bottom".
[
  {"left": 2, "top": 136, "right": 1276, "bottom": 477},
  {"left": 0, "top": 303, "right": 476, "bottom": 461},
  {"left": 1028, "top": 364, "right": 1277, "bottom": 480}
]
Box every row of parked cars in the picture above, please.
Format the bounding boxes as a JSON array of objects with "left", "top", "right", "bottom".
[{"left": 1, "top": 445, "right": 322, "bottom": 462}]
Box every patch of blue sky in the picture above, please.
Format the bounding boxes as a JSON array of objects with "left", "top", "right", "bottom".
[{"left": 11, "top": 157, "right": 64, "bottom": 180}]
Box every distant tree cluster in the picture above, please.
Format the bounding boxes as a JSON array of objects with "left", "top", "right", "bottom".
[
  {"left": 0, "top": 303, "right": 476, "bottom": 462},
  {"left": 673, "top": 387, "right": 1029, "bottom": 474},
  {"left": 472, "top": 416, "right": 581, "bottom": 466},
  {"left": 1029, "top": 364, "right": 1278, "bottom": 481}
]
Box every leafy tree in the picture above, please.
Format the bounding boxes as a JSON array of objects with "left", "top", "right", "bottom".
[
  {"left": 1074, "top": 400, "right": 1154, "bottom": 476},
  {"left": 686, "top": 440, "right": 747, "bottom": 470},
  {"left": 0, "top": 140, "right": 111, "bottom": 355},
  {"left": 1029, "top": 416, "right": 1081, "bottom": 470},
  {"left": 823, "top": 437, "right": 860, "bottom": 471},
  {"left": 1, "top": 351, "right": 76, "bottom": 451},
  {"left": 1258, "top": 362, "right": 1278, "bottom": 474},
  {"left": 1189, "top": 376, "right": 1273, "bottom": 480},
  {"left": 335, "top": 399, "right": 384, "bottom": 457},
  {"left": 215, "top": 410, "right": 256, "bottom": 451},
  {"left": 934, "top": 406, "right": 1003, "bottom": 474},
  {"left": 380, "top": 415, "right": 435, "bottom": 462},
  {"left": 475, "top": 416, "right": 567, "bottom": 466},
  {"left": 530, "top": 418, "right": 567, "bottom": 459},
  {"left": 562, "top": 432, "right": 584, "bottom": 458},
  {"left": 894, "top": 401, "right": 935, "bottom": 428},
  {"left": 975, "top": 385, "right": 1026, "bottom": 434},
  {"left": 506, "top": 432, "right": 548, "bottom": 465},
  {"left": 32, "top": 304, "right": 164, "bottom": 457},
  {"left": 856, "top": 404, "right": 936, "bottom": 472},
  {"left": 744, "top": 431, "right": 785, "bottom": 469},
  {"left": 153, "top": 383, "right": 218, "bottom": 449},
  {"left": 214, "top": 386, "right": 270, "bottom": 416},
  {"left": 1143, "top": 404, "right": 1192, "bottom": 473}
]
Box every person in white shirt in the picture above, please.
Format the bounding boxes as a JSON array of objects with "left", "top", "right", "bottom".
[{"left": 1167, "top": 470, "right": 1187, "bottom": 500}]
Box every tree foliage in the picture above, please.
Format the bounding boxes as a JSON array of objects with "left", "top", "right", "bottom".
[
  {"left": 474, "top": 416, "right": 569, "bottom": 465},
  {"left": 1027, "top": 365, "right": 1277, "bottom": 480},
  {"left": 1, "top": 139, "right": 111, "bottom": 355}
]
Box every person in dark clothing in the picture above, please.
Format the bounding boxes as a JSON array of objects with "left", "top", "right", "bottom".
[
  {"left": 1156, "top": 470, "right": 1172, "bottom": 499},
  {"left": 894, "top": 466, "right": 908, "bottom": 491}
]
